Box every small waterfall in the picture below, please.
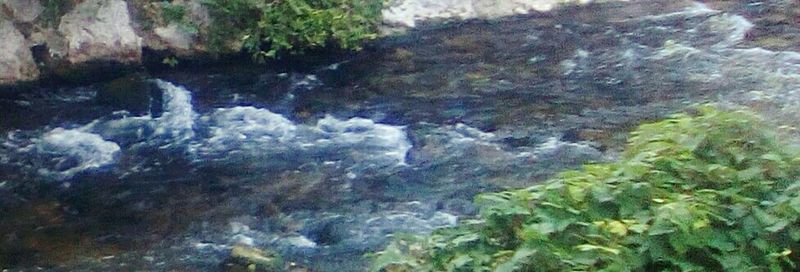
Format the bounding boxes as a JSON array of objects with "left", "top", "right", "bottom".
[{"left": 152, "top": 79, "right": 196, "bottom": 142}]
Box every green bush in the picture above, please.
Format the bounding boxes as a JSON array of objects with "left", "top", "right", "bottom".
[
  {"left": 41, "top": 0, "right": 69, "bottom": 27},
  {"left": 371, "top": 106, "right": 800, "bottom": 272},
  {"left": 201, "top": 0, "right": 382, "bottom": 61},
  {"left": 160, "top": 1, "right": 189, "bottom": 24}
]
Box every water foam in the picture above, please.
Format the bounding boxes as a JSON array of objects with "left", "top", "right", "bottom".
[
  {"left": 6, "top": 77, "right": 412, "bottom": 181},
  {"left": 34, "top": 128, "right": 121, "bottom": 180},
  {"left": 203, "top": 106, "right": 297, "bottom": 148},
  {"left": 197, "top": 106, "right": 411, "bottom": 173},
  {"left": 151, "top": 80, "right": 197, "bottom": 142},
  {"left": 82, "top": 80, "right": 197, "bottom": 146},
  {"left": 2, "top": 79, "right": 199, "bottom": 181},
  {"left": 315, "top": 115, "right": 411, "bottom": 165}
]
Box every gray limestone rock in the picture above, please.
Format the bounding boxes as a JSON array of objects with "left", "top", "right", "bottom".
[
  {"left": 382, "top": 0, "right": 602, "bottom": 28},
  {"left": 2, "top": 0, "right": 43, "bottom": 23},
  {"left": 58, "top": 0, "right": 142, "bottom": 64},
  {"left": 0, "top": 19, "right": 39, "bottom": 85}
]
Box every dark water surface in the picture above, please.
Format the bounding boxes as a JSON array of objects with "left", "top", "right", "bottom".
[{"left": 2, "top": 1, "right": 800, "bottom": 270}]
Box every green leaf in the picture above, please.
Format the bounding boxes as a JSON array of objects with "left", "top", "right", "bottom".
[
  {"left": 575, "top": 244, "right": 621, "bottom": 255},
  {"left": 706, "top": 232, "right": 735, "bottom": 251},
  {"left": 736, "top": 167, "right": 763, "bottom": 181},
  {"left": 451, "top": 233, "right": 480, "bottom": 247},
  {"left": 369, "top": 242, "right": 420, "bottom": 272},
  {"left": 495, "top": 248, "right": 537, "bottom": 272},
  {"left": 607, "top": 220, "right": 628, "bottom": 236},
  {"left": 446, "top": 254, "right": 472, "bottom": 271}
]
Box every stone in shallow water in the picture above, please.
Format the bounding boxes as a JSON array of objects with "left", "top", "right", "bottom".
[
  {"left": 278, "top": 236, "right": 318, "bottom": 254},
  {"left": 225, "top": 245, "right": 283, "bottom": 272},
  {"left": 97, "top": 74, "right": 159, "bottom": 115}
]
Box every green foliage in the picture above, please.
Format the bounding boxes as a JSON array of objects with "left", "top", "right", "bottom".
[
  {"left": 156, "top": 1, "right": 199, "bottom": 34},
  {"left": 160, "top": 1, "right": 188, "bottom": 24},
  {"left": 372, "top": 106, "right": 800, "bottom": 272},
  {"left": 201, "top": 0, "right": 382, "bottom": 61},
  {"left": 41, "top": 0, "right": 68, "bottom": 27}
]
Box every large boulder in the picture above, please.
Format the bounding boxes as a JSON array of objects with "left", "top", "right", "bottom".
[
  {"left": 58, "top": 0, "right": 142, "bottom": 65},
  {"left": 0, "top": 19, "right": 39, "bottom": 85},
  {"left": 1, "top": 0, "right": 43, "bottom": 23},
  {"left": 383, "top": 0, "right": 601, "bottom": 28},
  {"left": 382, "top": 0, "right": 476, "bottom": 28}
]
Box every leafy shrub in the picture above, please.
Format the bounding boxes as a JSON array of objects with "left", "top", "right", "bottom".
[
  {"left": 41, "top": 0, "right": 69, "bottom": 27},
  {"left": 160, "top": 1, "right": 188, "bottom": 25},
  {"left": 200, "top": 0, "right": 382, "bottom": 60},
  {"left": 371, "top": 106, "right": 800, "bottom": 272},
  {"left": 156, "top": 1, "right": 199, "bottom": 34}
]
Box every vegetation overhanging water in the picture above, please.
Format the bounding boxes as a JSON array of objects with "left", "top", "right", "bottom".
[{"left": 3, "top": 0, "right": 800, "bottom": 271}]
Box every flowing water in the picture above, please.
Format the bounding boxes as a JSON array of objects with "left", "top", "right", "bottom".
[{"left": 2, "top": 1, "right": 800, "bottom": 271}]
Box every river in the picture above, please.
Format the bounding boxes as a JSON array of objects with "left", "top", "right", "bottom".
[{"left": 2, "top": 0, "right": 800, "bottom": 270}]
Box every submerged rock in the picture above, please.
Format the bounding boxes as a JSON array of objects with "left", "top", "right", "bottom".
[
  {"left": 97, "top": 74, "right": 159, "bottom": 115},
  {"left": 225, "top": 245, "right": 283, "bottom": 272},
  {"left": 0, "top": 19, "right": 39, "bottom": 86}
]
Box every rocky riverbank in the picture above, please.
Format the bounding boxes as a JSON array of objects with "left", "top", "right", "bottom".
[
  {"left": 0, "top": 0, "right": 625, "bottom": 89},
  {"left": 0, "top": 0, "right": 209, "bottom": 87}
]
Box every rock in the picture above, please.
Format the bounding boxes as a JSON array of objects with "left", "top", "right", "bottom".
[
  {"left": 300, "top": 216, "right": 348, "bottom": 246},
  {"left": 382, "top": 0, "right": 476, "bottom": 28},
  {"left": 382, "top": 0, "right": 608, "bottom": 28},
  {"left": 534, "top": 137, "right": 603, "bottom": 166},
  {"left": 147, "top": 0, "right": 210, "bottom": 56},
  {"left": 276, "top": 235, "right": 318, "bottom": 255},
  {"left": 2, "top": 0, "right": 43, "bottom": 23},
  {"left": 181, "top": 0, "right": 211, "bottom": 28},
  {"left": 225, "top": 245, "right": 283, "bottom": 272},
  {"left": 97, "top": 74, "right": 158, "bottom": 115},
  {"left": 58, "top": 0, "right": 142, "bottom": 65},
  {"left": 154, "top": 24, "right": 195, "bottom": 53},
  {"left": 254, "top": 203, "right": 460, "bottom": 259},
  {"left": 0, "top": 19, "right": 39, "bottom": 85},
  {"left": 471, "top": 0, "right": 517, "bottom": 18},
  {"left": 428, "top": 211, "right": 458, "bottom": 226}
]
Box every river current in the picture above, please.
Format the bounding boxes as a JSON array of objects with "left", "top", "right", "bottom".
[{"left": 2, "top": 1, "right": 800, "bottom": 270}]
